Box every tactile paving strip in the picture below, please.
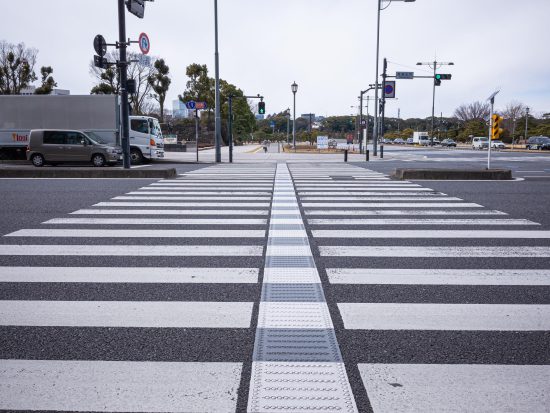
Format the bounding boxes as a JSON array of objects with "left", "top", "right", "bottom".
[{"left": 248, "top": 163, "right": 358, "bottom": 413}]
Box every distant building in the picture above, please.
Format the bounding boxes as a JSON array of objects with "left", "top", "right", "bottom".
[
  {"left": 20, "top": 86, "right": 36, "bottom": 95},
  {"left": 172, "top": 99, "right": 191, "bottom": 118},
  {"left": 51, "top": 89, "right": 70, "bottom": 95},
  {"left": 19, "top": 86, "right": 70, "bottom": 96}
]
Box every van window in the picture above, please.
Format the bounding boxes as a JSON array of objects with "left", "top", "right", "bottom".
[
  {"left": 131, "top": 119, "right": 149, "bottom": 134},
  {"left": 65, "top": 132, "right": 86, "bottom": 145},
  {"left": 43, "top": 131, "right": 66, "bottom": 145}
]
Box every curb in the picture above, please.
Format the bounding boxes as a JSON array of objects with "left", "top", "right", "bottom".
[
  {"left": 391, "top": 168, "right": 513, "bottom": 180},
  {"left": 0, "top": 168, "right": 178, "bottom": 179}
]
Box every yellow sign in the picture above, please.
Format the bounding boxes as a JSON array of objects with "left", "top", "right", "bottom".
[{"left": 491, "top": 114, "right": 503, "bottom": 140}]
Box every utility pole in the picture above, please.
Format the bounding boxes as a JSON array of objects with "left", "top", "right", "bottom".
[
  {"left": 524, "top": 107, "right": 530, "bottom": 144},
  {"left": 380, "top": 58, "right": 388, "bottom": 145},
  {"left": 214, "top": 0, "right": 221, "bottom": 163},
  {"left": 118, "top": 0, "right": 131, "bottom": 169},
  {"left": 286, "top": 108, "right": 290, "bottom": 144},
  {"left": 397, "top": 108, "right": 401, "bottom": 132},
  {"left": 417, "top": 59, "right": 454, "bottom": 146}
]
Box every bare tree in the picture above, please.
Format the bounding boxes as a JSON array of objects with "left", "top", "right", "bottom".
[
  {"left": 0, "top": 40, "right": 38, "bottom": 94},
  {"left": 454, "top": 101, "right": 490, "bottom": 122},
  {"left": 89, "top": 50, "right": 157, "bottom": 115},
  {"left": 501, "top": 101, "right": 527, "bottom": 121}
]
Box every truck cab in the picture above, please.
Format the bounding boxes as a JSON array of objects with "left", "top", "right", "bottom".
[{"left": 129, "top": 116, "right": 164, "bottom": 164}]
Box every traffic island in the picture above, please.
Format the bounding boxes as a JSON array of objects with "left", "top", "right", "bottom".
[
  {"left": 0, "top": 166, "right": 177, "bottom": 179},
  {"left": 391, "top": 168, "right": 513, "bottom": 180}
]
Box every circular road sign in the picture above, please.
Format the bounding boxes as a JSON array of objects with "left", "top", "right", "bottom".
[
  {"left": 138, "top": 32, "right": 150, "bottom": 55},
  {"left": 93, "top": 34, "right": 107, "bottom": 57},
  {"left": 186, "top": 101, "right": 196, "bottom": 110},
  {"left": 384, "top": 84, "right": 394, "bottom": 95}
]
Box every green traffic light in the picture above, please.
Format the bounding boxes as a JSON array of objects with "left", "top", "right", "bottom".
[{"left": 435, "top": 74, "right": 442, "bottom": 80}]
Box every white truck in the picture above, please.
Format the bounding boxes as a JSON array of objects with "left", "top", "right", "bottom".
[
  {"left": 0, "top": 95, "right": 164, "bottom": 163},
  {"left": 412, "top": 131, "right": 430, "bottom": 146}
]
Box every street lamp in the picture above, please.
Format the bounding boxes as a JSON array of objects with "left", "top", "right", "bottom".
[
  {"left": 373, "top": 0, "right": 416, "bottom": 157},
  {"left": 291, "top": 82, "right": 298, "bottom": 150},
  {"left": 417, "top": 60, "right": 454, "bottom": 145},
  {"left": 285, "top": 107, "right": 291, "bottom": 144},
  {"left": 214, "top": 0, "right": 222, "bottom": 163}
]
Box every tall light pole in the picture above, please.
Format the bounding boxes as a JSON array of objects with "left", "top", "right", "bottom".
[
  {"left": 524, "top": 106, "right": 530, "bottom": 144},
  {"left": 373, "top": 0, "right": 416, "bottom": 156},
  {"left": 285, "top": 108, "right": 291, "bottom": 144},
  {"left": 417, "top": 60, "right": 454, "bottom": 145},
  {"left": 292, "top": 82, "right": 298, "bottom": 150},
  {"left": 214, "top": 0, "right": 222, "bottom": 163}
]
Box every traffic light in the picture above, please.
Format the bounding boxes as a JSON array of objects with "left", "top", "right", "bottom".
[
  {"left": 491, "top": 114, "right": 503, "bottom": 140},
  {"left": 434, "top": 77, "right": 441, "bottom": 86},
  {"left": 258, "top": 101, "right": 265, "bottom": 115},
  {"left": 434, "top": 73, "right": 452, "bottom": 86}
]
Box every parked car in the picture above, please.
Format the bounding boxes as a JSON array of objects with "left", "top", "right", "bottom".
[
  {"left": 441, "top": 138, "right": 457, "bottom": 147},
  {"left": 27, "top": 129, "right": 122, "bottom": 167},
  {"left": 406, "top": 137, "right": 414, "bottom": 144},
  {"left": 431, "top": 138, "right": 440, "bottom": 146},
  {"left": 472, "top": 136, "right": 489, "bottom": 150},
  {"left": 394, "top": 138, "right": 405, "bottom": 145},
  {"left": 491, "top": 140, "right": 506, "bottom": 149},
  {"left": 526, "top": 136, "right": 550, "bottom": 150}
]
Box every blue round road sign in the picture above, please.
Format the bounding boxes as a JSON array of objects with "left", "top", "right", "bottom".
[
  {"left": 186, "top": 101, "right": 196, "bottom": 110},
  {"left": 384, "top": 84, "right": 394, "bottom": 94}
]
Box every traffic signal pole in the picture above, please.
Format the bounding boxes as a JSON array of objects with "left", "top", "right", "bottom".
[{"left": 118, "top": 0, "right": 131, "bottom": 169}]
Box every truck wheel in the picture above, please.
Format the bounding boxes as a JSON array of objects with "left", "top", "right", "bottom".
[
  {"left": 31, "top": 154, "right": 45, "bottom": 167},
  {"left": 130, "top": 148, "right": 144, "bottom": 164},
  {"left": 92, "top": 154, "right": 106, "bottom": 167}
]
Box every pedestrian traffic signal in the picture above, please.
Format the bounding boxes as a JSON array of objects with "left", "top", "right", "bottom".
[
  {"left": 258, "top": 101, "right": 265, "bottom": 115},
  {"left": 491, "top": 114, "right": 503, "bottom": 140}
]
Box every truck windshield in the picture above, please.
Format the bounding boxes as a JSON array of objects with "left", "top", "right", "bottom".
[
  {"left": 152, "top": 120, "right": 163, "bottom": 138},
  {"left": 85, "top": 131, "right": 107, "bottom": 144}
]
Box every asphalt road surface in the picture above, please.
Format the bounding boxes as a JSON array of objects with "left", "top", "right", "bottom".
[{"left": 0, "top": 153, "right": 549, "bottom": 412}]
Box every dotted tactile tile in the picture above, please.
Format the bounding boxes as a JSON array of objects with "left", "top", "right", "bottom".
[
  {"left": 269, "top": 219, "right": 304, "bottom": 225},
  {"left": 257, "top": 302, "right": 334, "bottom": 329},
  {"left": 263, "top": 268, "right": 321, "bottom": 284},
  {"left": 265, "top": 256, "right": 315, "bottom": 268},
  {"left": 266, "top": 245, "right": 312, "bottom": 257},
  {"left": 269, "top": 224, "right": 305, "bottom": 231},
  {"left": 269, "top": 230, "right": 309, "bottom": 238},
  {"left": 267, "top": 237, "right": 310, "bottom": 246}
]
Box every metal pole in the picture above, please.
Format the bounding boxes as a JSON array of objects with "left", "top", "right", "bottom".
[
  {"left": 118, "top": 0, "right": 131, "bottom": 169},
  {"left": 380, "top": 58, "right": 387, "bottom": 145},
  {"left": 359, "top": 93, "right": 364, "bottom": 154},
  {"left": 228, "top": 95, "right": 233, "bottom": 163},
  {"left": 511, "top": 117, "right": 516, "bottom": 149},
  {"left": 286, "top": 113, "right": 290, "bottom": 144},
  {"left": 214, "top": 0, "right": 222, "bottom": 163},
  {"left": 524, "top": 107, "right": 529, "bottom": 145},
  {"left": 365, "top": 97, "right": 370, "bottom": 156},
  {"left": 431, "top": 60, "right": 436, "bottom": 146},
  {"left": 195, "top": 108, "right": 199, "bottom": 162},
  {"left": 292, "top": 91, "right": 296, "bottom": 152},
  {"left": 373, "top": 0, "right": 381, "bottom": 156},
  {"left": 488, "top": 97, "right": 494, "bottom": 170}
]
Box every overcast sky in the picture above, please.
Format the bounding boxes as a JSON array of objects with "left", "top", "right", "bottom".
[{"left": 4, "top": 0, "right": 549, "bottom": 118}]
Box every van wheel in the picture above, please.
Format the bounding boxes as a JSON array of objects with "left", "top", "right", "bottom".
[
  {"left": 130, "top": 148, "right": 144, "bottom": 164},
  {"left": 92, "top": 154, "right": 106, "bottom": 167},
  {"left": 31, "top": 154, "right": 45, "bottom": 167}
]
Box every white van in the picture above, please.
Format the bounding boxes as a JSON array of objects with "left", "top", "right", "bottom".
[
  {"left": 472, "top": 137, "right": 489, "bottom": 150},
  {"left": 128, "top": 116, "right": 165, "bottom": 164},
  {"left": 419, "top": 136, "right": 431, "bottom": 146}
]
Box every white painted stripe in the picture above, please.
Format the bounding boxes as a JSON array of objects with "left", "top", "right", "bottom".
[
  {"left": 162, "top": 180, "right": 274, "bottom": 183},
  {"left": 298, "top": 192, "right": 437, "bottom": 195},
  {"left": 359, "top": 364, "right": 550, "bottom": 413},
  {"left": 129, "top": 191, "right": 272, "bottom": 195},
  {"left": 338, "top": 303, "right": 550, "bottom": 330},
  {"left": 94, "top": 202, "right": 271, "bottom": 207},
  {"left": 0, "top": 267, "right": 258, "bottom": 284},
  {"left": 312, "top": 230, "right": 550, "bottom": 238},
  {"left": 0, "top": 245, "right": 263, "bottom": 256},
  {"left": 269, "top": 218, "right": 304, "bottom": 225},
  {"left": 309, "top": 218, "right": 537, "bottom": 225},
  {"left": 294, "top": 183, "right": 421, "bottom": 186},
  {"left": 7, "top": 229, "right": 266, "bottom": 238},
  {"left": 44, "top": 218, "right": 267, "bottom": 225},
  {"left": 114, "top": 196, "right": 271, "bottom": 201},
  {"left": 0, "top": 360, "right": 242, "bottom": 412},
  {"left": 151, "top": 184, "right": 273, "bottom": 189},
  {"left": 72, "top": 209, "right": 269, "bottom": 215},
  {"left": 303, "top": 203, "right": 482, "bottom": 208},
  {"left": 321, "top": 246, "right": 550, "bottom": 257},
  {"left": 296, "top": 186, "right": 426, "bottom": 190},
  {"left": 0, "top": 300, "right": 253, "bottom": 328},
  {"left": 306, "top": 209, "right": 506, "bottom": 216},
  {"left": 301, "top": 197, "right": 459, "bottom": 201},
  {"left": 326, "top": 268, "right": 550, "bottom": 285}
]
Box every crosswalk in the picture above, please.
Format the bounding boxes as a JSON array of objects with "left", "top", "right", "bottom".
[
  {"left": 0, "top": 164, "right": 275, "bottom": 412},
  {"left": 1, "top": 161, "right": 549, "bottom": 412},
  {"left": 289, "top": 162, "right": 550, "bottom": 412}
]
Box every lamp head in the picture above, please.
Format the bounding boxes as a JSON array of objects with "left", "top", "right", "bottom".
[{"left": 291, "top": 82, "right": 298, "bottom": 93}]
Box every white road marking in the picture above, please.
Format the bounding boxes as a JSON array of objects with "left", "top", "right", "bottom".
[
  {"left": 129, "top": 191, "right": 273, "bottom": 195},
  {"left": 338, "top": 303, "right": 550, "bottom": 330},
  {"left": 326, "top": 268, "right": 550, "bottom": 285},
  {"left": 0, "top": 360, "right": 242, "bottom": 412},
  {"left": 320, "top": 246, "right": 550, "bottom": 257},
  {"left": 359, "top": 364, "right": 550, "bottom": 413},
  {"left": 44, "top": 218, "right": 267, "bottom": 225},
  {"left": 298, "top": 192, "right": 438, "bottom": 195},
  {"left": 0, "top": 267, "right": 259, "bottom": 284},
  {"left": 312, "top": 230, "right": 550, "bottom": 238},
  {"left": 301, "top": 197, "right": 460, "bottom": 201},
  {"left": 94, "top": 202, "right": 271, "bottom": 207},
  {"left": 0, "top": 300, "right": 254, "bottom": 328},
  {"left": 265, "top": 245, "right": 312, "bottom": 256},
  {"left": 7, "top": 229, "right": 266, "bottom": 238},
  {"left": 71, "top": 209, "right": 269, "bottom": 215},
  {"left": 309, "top": 218, "right": 536, "bottom": 225},
  {"left": 0, "top": 244, "right": 263, "bottom": 256},
  {"left": 113, "top": 196, "right": 272, "bottom": 201},
  {"left": 303, "top": 203, "right": 482, "bottom": 208},
  {"left": 305, "top": 209, "right": 506, "bottom": 216}
]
